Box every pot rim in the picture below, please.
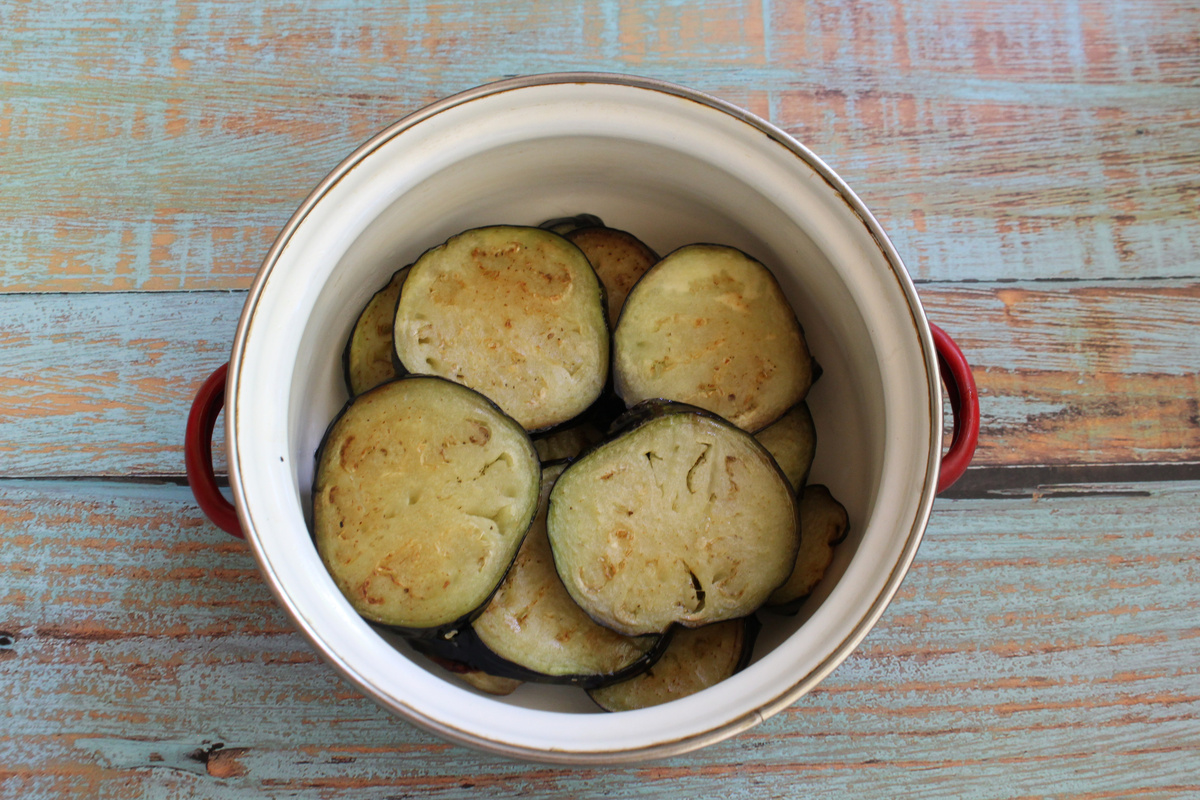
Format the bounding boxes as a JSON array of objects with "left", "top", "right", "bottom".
[{"left": 226, "top": 72, "right": 942, "bottom": 763}]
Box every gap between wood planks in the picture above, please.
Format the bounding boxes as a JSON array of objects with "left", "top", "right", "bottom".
[
  {"left": 4, "top": 462, "right": 1200, "bottom": 499},
  {"left": 938, "top": 461, "right": 1200, "bottom": 499}
]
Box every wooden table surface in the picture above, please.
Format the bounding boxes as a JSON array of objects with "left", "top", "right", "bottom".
[{"left": 2, "top": 1, "right": 1198, "bottom": 796}]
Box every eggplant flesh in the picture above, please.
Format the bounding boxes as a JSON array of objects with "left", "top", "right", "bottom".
[
  {"left": 565, "top": 226, "right": 658, "bottom": 327},
  {"left": 548, "top": 405, "right": 799, "bottom": 636},
  {"left": 588, "top": 617, "right": 758, "bottom": 712},
  {"left": 312, "top": 376, "right": 541, "bottom": 635},
  {"left": 393, "top": 226, "right": 609, "bottom": 432},
  {"left": 613, "top": 243, "right": 812, "bottom": 432},
  {"left": 342, "top": 266, "right": 409, "bottom": 396},
  {"left": 754, "top": 401, "right": 817, "bottom": 492},
  {"left": 766, "top": 484, "right": 849, "bottom": 612},
  {"left": 471, "top": 462, "right": 667, "bottom": 686}
]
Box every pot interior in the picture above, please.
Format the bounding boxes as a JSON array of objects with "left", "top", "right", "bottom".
[{"left": 231, "top": 77, "right": 938, "bottom": 757}]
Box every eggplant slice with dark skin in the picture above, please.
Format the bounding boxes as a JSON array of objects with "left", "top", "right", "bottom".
[
  {"left": 538, "top": 213, "right": 605, "bottom": 236},
  {"left": 312, "top": 376, "right": 541, "bottom": 638},
  {"left": 613, "top": 243, "right": 812, "bottom": 433},
  {"left": 342, "top": 266, "right": 409, "bottom": 396},
  {"left": 393, "top": 225, "right": 609, "bottom": 432},
  {"left": 419, "top": 652, "right": 524, "bottom": 696},
  {"left": 565, "top": 226, "right": 659, "bottom": 327},
  {"left": 766, "top": 484, "right": 850, "bottom": 614},
  {"left": 469, "top": 462, "right": 669, "bottom": 687},
  {"left": 588, "top": 617, "right": 759, "bottom": 712},
  {"left": 548, "top": 402, "right": 799, "bottom": 637},
  {"left": 754, "top": 401, "right": 817, "bottom": 493}
]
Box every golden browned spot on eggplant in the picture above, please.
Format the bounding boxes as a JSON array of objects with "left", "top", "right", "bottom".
[
  {"left": 338, "top": 436, "right": 357, "bottom": 470},
  {"left": 468, "top": 421, "right": 492, "bottom": 445}
]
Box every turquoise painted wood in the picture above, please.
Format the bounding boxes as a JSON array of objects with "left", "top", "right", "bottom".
[
  {"left": 1, "top": 480, "right": 1197, "bottom": 796},
  {"left": 1, "top": 0, "right": 1197, "bottom": 291},
  {"left": 1, "top": 0, "right": 1198, "bottom": 795},
  {"left": 1, "top": 283, "right": 1197, "bottom": 477}
]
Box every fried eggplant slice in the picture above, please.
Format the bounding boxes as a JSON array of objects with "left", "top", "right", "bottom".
[
  {"left": 394, "top": 226, "right": 609, "bottom": 432},
  {"left": 547, "top": 404, "right": 799, "bottom": 636},
  {"left": 587, "top": 617, "right": 758, "bottom": 712},
  {"left": 342, "top": 266, "right": 409, "bottom": 396},
  {"left": 539, "top": 213, "right": 605, "bottom": 235},
  {"left": 472, "top": 462, "right": 667, "bottom": 686},
  {"left": 754, "top": 401, "right": 816, "bottom": 492},
  {"left": 565, "top": 226, "right": 658, "bottom": 327},
  {"left": 421, "top": 653, "right": 524, "bottom": 696},
  {"left": 766, "top": 484, "right": 849, "bottom": 612},
  {"left": 612, "top": 244, "right": 812, "bottom": 432},
  {"left": 312, "top": 376, "right": 541, "bottom": 635}
]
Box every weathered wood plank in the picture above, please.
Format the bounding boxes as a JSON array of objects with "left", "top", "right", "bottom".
[
  {"left": 0, "top": 291, "right": 241, "bottom": 477},
  {"left": 2, "top": 0, "right": 1195, "bottom": 797},
  {"left": 1, "top": 284, "right": 1196, "bottom": 478},
  {"left": 1, "top": 0, "right": 1196, "bottom": 291},
  {"left": 919, "top": 282, "right": 1200, "bottom": 467},
  {"left": 1, "top": 479, "right": 1197, "bottom": 797},
  {"left": 769, "top": 0, "right": 1200, "bottom": 284}
]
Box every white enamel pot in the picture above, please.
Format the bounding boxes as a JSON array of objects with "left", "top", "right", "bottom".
[{"left": 185, "top": 73, "right": 979, "bottom": 763}]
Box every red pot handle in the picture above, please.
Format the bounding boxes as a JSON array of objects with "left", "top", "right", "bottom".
[
  {"left": 185, "top": 362, "right": 244, "bottom": 538},
  {"left": 929, "top": 323, "right": 979, "bottom": 493},
  {"left": 182, "top": 332, "right": 976, "bottom": 529}
]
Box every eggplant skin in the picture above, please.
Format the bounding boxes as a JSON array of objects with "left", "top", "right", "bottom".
[
  {"left": 612, "top": 243, "right": 812, "bottom": 433},
  {"left": 342, "top": 266, "right": 409, "bottom": 397},
  {"left": 533, "top": 421, "right": 605, "bottom": 463},
  {"left": 587, "top": 617, "right": 759, "bottom": 712},
  {"left": 538, "top": 213, "right": 605, "bottom": 235},
  {"left": 418, "top": 652, "right": 524, "bottom": 696},
  {"left": 548, "top": 406, "right": 799, "bottom": 636},
  {"left": 393, "top": 225, "right": 610, "bottom": 432},
  {"left": 411, "top": 615, "right": 669, "bottom": 689},
  {"left": 471, "top": 462, "right": 668, "bottom": 687},
  {"left": 312, "top": 376, "right": 541, "bottom": 636},
  {"left": 766, "top": 485, "right": 849, "bottom": 613}
]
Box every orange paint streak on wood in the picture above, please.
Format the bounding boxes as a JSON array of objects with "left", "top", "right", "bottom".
[
  {"left": 787, "top": 688, "right": 1200, "bottom": 721},
  {"left": 1062, "top": 790, "right": 1200, "bottom": 800},
  {"left": 205, "top": 748, "right": 249, "bottom": 779},
  {"left": 968, "top": 371, "right": 1200, "bottom": 467},
  {"left": 618, "top": 0, "right": 765, "bottom": 63},
  {"left": 303, "top": 743, "right": 455, "bottom": 756}
]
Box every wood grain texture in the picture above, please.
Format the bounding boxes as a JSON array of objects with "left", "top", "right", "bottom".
[
  {"left": 1, "top": 0, "right": 1196, "bottom": 291},
  {"left": 920, "top": 281, "right": 1200, "bottom": 467},
  {"left": 2, "top": 0, "right": 1198, "bottom": 795},
  {"left": 1, "top": 284, "right": 1196, "bottom": 478},
  {"left": 0, "top": 292, "right": 240, "bottom": 478},
  {"left": 769, "top": 0, "right": 1200, "bottom": 284},
  {"left": 1, "top": 479, "right": 1196, "bottom": 797}
]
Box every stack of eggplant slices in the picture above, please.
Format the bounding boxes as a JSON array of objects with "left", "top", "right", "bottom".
[{"left": 314, "top": 216, "right": 849, "bottom": 710}]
